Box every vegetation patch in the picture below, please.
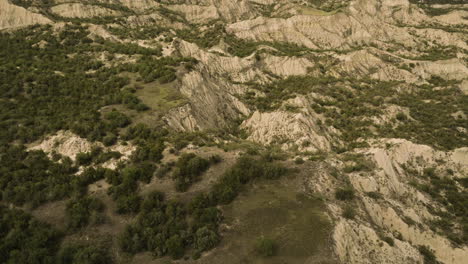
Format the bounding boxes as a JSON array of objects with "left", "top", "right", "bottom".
[
  {"left": 118, "top": 156, "right": 288, "bottom": 260},
  {"left": 135, "top": 81, "right": 187, "bottom": 112},
  {"left": 202, "top": 180, "right": 334, "bottom": 263},
  {"left": 407, "top": 166, "right": 468, "bottom": 245},
  {"left": 172, "top": 153, "right": 211, "bottom": 192},
  {"left": 0, "top": 205, "right": 62, "bottom": 264},
  {"left": 335, "top": 187, "right": 355, "bottom": 201},
  {"left": 65, "top": 196, "right": 105, "bottom": 231}
]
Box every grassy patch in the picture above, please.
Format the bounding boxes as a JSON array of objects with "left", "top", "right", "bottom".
[
  {"left": 135, "top": 81, "right": 187, "bottom": 112},
  {"left": 208, "top": 180, "right": 335, "bottom": 263},
  {"left": 297, "top": 6, "right": 339, "bottom": 16}
]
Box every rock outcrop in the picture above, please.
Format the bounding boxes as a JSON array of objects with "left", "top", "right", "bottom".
[
  {"left": 50, "top": 3, "right": 121, "bottom": 18},
  {"left": 29, "top": 130, "right": 135, "bottom": 170},
  {"left": 0, "top": 0, "right": 51, "bottom": 30}
]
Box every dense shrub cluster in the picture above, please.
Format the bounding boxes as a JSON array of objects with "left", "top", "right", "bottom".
[
  {"left": 107, "top": 25, "right": 167, "bottom": 40},
  {"left": 384, "top": 84, "right": 468, "bottom": 150},
  {"left": 119, "top": 191, "right": 221, "bottom": 259},
  {"left": 65, "top": 196, "right": 105, "bottom": 231},
  {"left": 342, "top": 154, "right": 374, "bottom": 173},
  {"left": 245, "top": 74, "right": 467, "bottom": 151},
  {"left": 255, "top": 237, "right": 277, "bottom": 257},
  {"left": 0, "top": 145, "right": 77, "bottom": 206},
  {"left": 209, "top": 156, "right": 288, "bottom": 204},
  {"left": 107, "top": 164, "right": 155, "bottom": 214},
  {"left": 0, "top": 206, "right": 62, "bottom": 264},
  {"left": 0, "top": 24, "right": 191, "bottom": 146},
  {"left": 0, "top": 144, "right": 119, "bottom": 208},
  {"left": 119, "top": 156, "right": 288, "bottom": 259},
  {"left": 173, "top": 153, "right": 211, "bottom": 192},
  {"left": 418, "top": 245, "right": 440, "bottom": 264},
  {"left": 76, "top": 147, "right": 122, "bottom": 166},
  {"left": 125, "top": 123, "right": 168, "bottom": 163},
  {"left": 1, "top": 204, "right": 113, "bottom": 264},
  {"left": 58, "top": 242, "right": 113, "bottom": 264},
  {"left": 335, "top": 187, "right": 355, "bottom": 201},
  {"left": 99, "top": 123, "right": 168, "bottom": 214},
  {"left": 410, "top": 167, "right": 468, "bottom": 245}
]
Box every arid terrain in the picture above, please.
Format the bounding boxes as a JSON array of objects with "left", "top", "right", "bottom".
[{"left": 0, "top": 0, "right": 467, "bottom": 263}]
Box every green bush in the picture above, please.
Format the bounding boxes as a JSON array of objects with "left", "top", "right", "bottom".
[
  {"left": 173, "top": 153, "right": 210, "bottom": 192},
  {"left": 418, "top": 245, "right": 440, "bottom": 264},
  {"left": 58, "top": 242, "right": 112, "bottom": 264},
  {"left": 342, "top": 205, "right": 356, "bottom": 219},
  {"left": 166, "top": 235, "right": 185, "bottom": 259},
  {"left": 0, "top": 206, "right": 62, "bottom": 264},
  {"left": 382, "top": 236, "right": 395, "bottom": 246},
  {"left": 194, "top": 227, "right": 220, "bottom": 251},
  {"left": 103, "top": 133, "right": 117, "bottom": 146},
  {"left": 115, "top": 193, "right": 141, "bottom": 214},
  {"left": 342, "top": 154, "right": 374, "bottom": 173},
  {"left": 0, "top": 146, "right": 78, "bottom": 206},
  {"left": 335, "top": 187, "right": 355, "bottom": 201},
  {"left": 294, "top": 157, "right": 305, "bottom": 164},
  {"left": 208, "top": 154, "right": 222, "bottom": 164},
  {"left": 118, "top": 156, "right": 287, "bottom": 259},
  {"left": 396, "top": 112, "right": 407, "bottom": 121},
  {"left": 366, "top": 191, "right": 383, "bottom": 199},
  {"left": 255, "top": 237, "right": 277, "bottom": 257},
  {"left": 76, "top": 152, "right": 94, "bottom": 166},
  {"left": 210, "top": 156, "right": 288, "bottom": 204},
  {"left": 65, "top": 196, "right": 105, "bottom": 230},
  {"left": 104, "top": 111, "right": 130, "bottom": 128}
]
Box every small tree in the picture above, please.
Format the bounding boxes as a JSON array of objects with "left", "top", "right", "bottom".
[
  {"left": 165, "top": 235, "right": 184, "bottom": 259},
  {"left": 255, "top": 237, "right": 277, "bottom": 257},
  {"left": 335, "top": 187, "right": 355, "bottom": 201},
  {"left": 195, "top": 227, "right": 220, "bottom": 251}
]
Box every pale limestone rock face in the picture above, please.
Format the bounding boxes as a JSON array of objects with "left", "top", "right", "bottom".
[
  {"left": 118, "top": 0, "right": 159, "bottom": 11},
  {"left": 168, "top": 4, "right": 220, "bottom": 24},
  {"left": 50, "top": 3, "right": 121, "bottom": 18},
  {"left": 241, "top": 110, "right": 331, "bottom": 152},
  {"left": 163, "top": 0, "right": 257, "bottom": 22},
  {"left": 414, "top": 59, "right": 468, "bottom": 81},
  {"left": 29, "top": 130, "right": 135, "bottom": 170},
  {"left": 333, "top": 220, "right": 422, "bottom": 264},
  {"left": 164, "top": 39, "right": 321, "bottom": 131},
  {"left": 164, "top": 70, "right": 250, "bottom": 131},
  {"left": 125, "top": 13, "right": 187, "bottom": 29},
  {"left": 367, "top": 139, "right": 468, "bottom": 181},
  {"left": 434, "top": 10, "right": 468, "bottom": 25},
  {"left": 165, "top": 104, "right": 202, "bottom": 131},
  {"left": 0, "top": 0, "right": 51, "bottom": 30},
  {"left": 263, "top": 55, "right": 314, "bottom": 76},
  {"left": 168, "top": 36, "right": 328, "bottom": 128},
  {"left": 363, "top": 200, "right": 468, "bottom": 264},
  {"left": 226, "top": 0, "right": 418, "bottom": 50},
  {"left": 311, "top": 137, "right": 468, "bottom": 264},
  {"left": 178, "top": 39, "right": 317, "bottom": 81},
  {"left": 332, "top": 49, "right": 419, "bottom": 83},
  {"left": 177, "top": 40, "right": 267, "bottom": 83},
  {"left": 30, "top": 130, "right": 94, "bottom": 160},
  {"left": 202, "top": 0, "right": 256, "bottom": 23},
  {"left": 354, "top": 139, "right": 468, "bottom": 264},
  {"left": 460, "top": 80, "right": 468, "bottom": 95},
  {"left": 226, "top": 0, "right": 466, "bottom": 51},
  {"left": 451, "top": 147, "right": 468, "bottom": 170}
]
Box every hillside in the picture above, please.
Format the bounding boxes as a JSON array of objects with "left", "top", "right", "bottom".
[{"left": 0, "top": 0, "right": 467, "bottom": 263}]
